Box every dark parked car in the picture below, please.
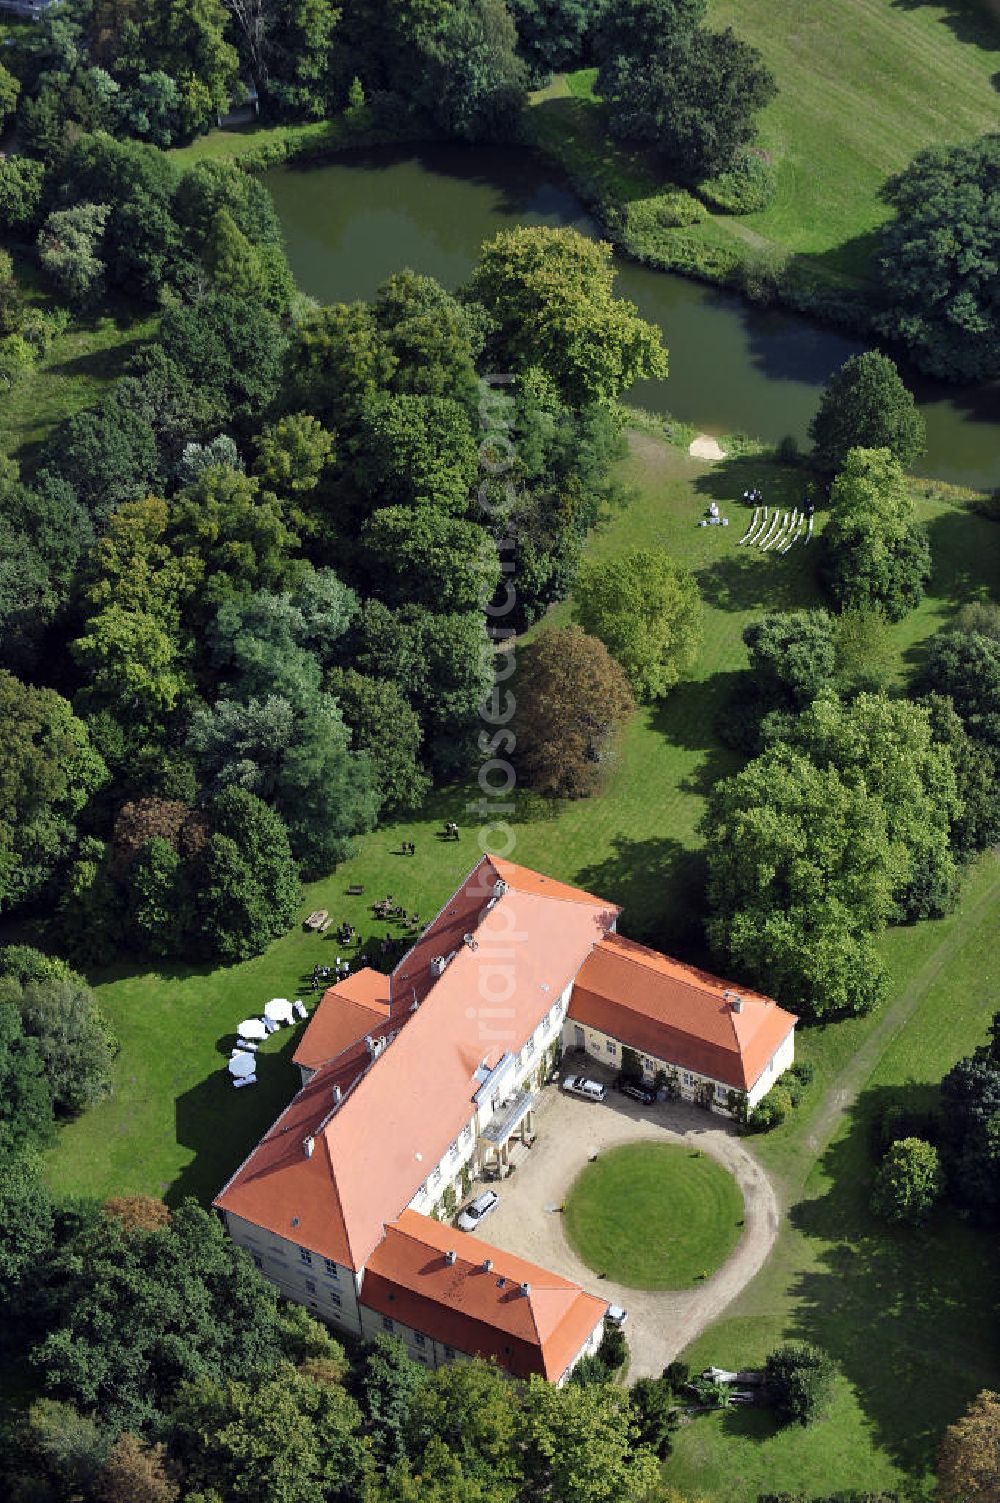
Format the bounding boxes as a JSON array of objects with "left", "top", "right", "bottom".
[{"left": 617, "top": 1078, "right": 657, "bottom": 1104}]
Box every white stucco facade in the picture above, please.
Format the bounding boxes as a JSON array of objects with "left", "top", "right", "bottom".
[{"left": 563, "top": 1014, "right": 795, "bottom": 1116}]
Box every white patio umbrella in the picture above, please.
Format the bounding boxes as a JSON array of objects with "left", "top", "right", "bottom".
[
  {"left": 228, "top": 1051, "right": 256, "bottom": 1079},
  {"left": 237, "top": 1018, "right": 267, "bottom": 1041},
  {"left": 264, "top": 998, "right": 294, "bottom": 1025}
]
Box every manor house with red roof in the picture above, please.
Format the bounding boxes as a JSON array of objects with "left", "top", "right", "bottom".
[{"left": 215, "top": 857, "right": 796, "bottom": 1384}]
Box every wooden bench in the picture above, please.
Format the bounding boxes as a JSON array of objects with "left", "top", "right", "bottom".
[{"left": 347, "top": 884, "right": 364, "bottom": 896}]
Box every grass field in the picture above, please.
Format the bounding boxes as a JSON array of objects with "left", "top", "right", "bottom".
[
  {"left": 528, "top": 0, "right": 1000, "bottom": 286},
  {"left": 0, "top": 256, "right": 157, "bottom": 474},
  {"left": 563, "top": 1142, "right": 745, "bottom": 1288},
  {"left": 662, "top": 853, "right": 1000, "bottom": 1501},
  {"left": 43, "top": 429, "right": 1000, "bottom": 1493}
]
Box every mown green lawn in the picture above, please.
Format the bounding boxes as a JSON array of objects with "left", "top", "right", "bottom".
[
  {"left": 663, "top": 849, "right": 1000, "bottom": 1501},
  {"left": 530, "top": 0, "right": 999, "bottom": 284},
  {"left": 563, "top": 1142, "right": 745, "bottom": 1288},
  {"left": 45, "top": 430, "right": 1000, "bottom": 1494},
  {"left": 49, "top": 435, "right": 998, "bottom": 1206}
]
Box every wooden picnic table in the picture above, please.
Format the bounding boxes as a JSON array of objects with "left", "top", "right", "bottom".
[{"left": 305, "top": 909, "right": 329, "bottom": 930}]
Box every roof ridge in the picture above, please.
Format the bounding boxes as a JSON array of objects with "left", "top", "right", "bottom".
[{"left": 600, "top": 935, "right": 774, "bottom": 1002}]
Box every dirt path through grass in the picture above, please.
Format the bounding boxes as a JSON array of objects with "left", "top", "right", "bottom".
[{"left": 796, "top": 851, "right": 1000, "bottom": 1187}]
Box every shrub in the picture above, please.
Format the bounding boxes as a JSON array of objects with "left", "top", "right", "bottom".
[
  {"left": 699, "top": 150, "right": 776, "bottom": 215},
  {"left": 626, "top": 190, "right": 705, "bottom": 236},
  {"left": 782, "top": 1073, "right": 804, "bottom": 1108},
  {"left": 598, "top": 1325, "right": 628, "bottom": 1372},
  {"left": 733, "top": 246, "right": 788, "bottom": 306},
  {"left": 747, "top": 1084, "right": 793, "bottom": 1133},
  {"left": 870, "top": 1137, "right": 943, "bottom": 1225},
  {"left": 630, "top": 1375, "right": 678, "bottom": 1456},
  {"left": 441, "top": 1184, "right": 458, "bottom": 1219},
  {"left": 570, "top": 1353, "right": 611, "bottom": 1385},
  {"left": 788, "top": 1060, "right": 815, "bottom": 1088},
  {"left": 765, "top": 1342, "right": 837, "bottom": 1426}
]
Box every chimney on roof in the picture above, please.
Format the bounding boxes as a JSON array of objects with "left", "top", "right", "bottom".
[
  {"left": 493, "top": 878, "right": 507, "bottom": 898},
  {"left": 520, "top": 1281, "right": 530, "bottom": 1296},
  {"left": 430, "top": 955, "right": 447, "bottom": 977},
  {"left": 726, "top": 990, "right": 744, "bottom": 1014},
  {"left": 463, "top": 932, "right": 478, "bottom": 951},
  {"left": 365, "top": 1033, "right": 375, "bottom": 1055},
  {"left": 303, "top": 1136, "right": 315, "bottom": 1158},
  {"left": 445, "top": 1250, "right": 457, "bottom": 1266},
  {"left": 482, "top": 1258, "right": 493, "bottom": 1272},
  {"left": 332, "top": 1084, "right": 342, "bottom": 1105}
]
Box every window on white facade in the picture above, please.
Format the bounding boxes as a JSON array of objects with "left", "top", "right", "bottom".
[
  {"left": 526, "top": 1037, "right": 535, "bottom": 1055},
  {"left": 683, "top": 1073, "right": 694, "bottom": 1087},
  {"left": 382, "top": 1316, "right": 394, "bottom": 1333},
  {"left": 715, "top": 1084, "right": 728, "bottom": 1099},
  {"left": 430, "top": 1167, "right": 441, "bottom": 1185},
  {"left": 324, "top": 1258, "right": 339, "bottom": 1279},
  {"left": 299, "top": 1247, "right": 313, "bottom": 1265},
  {"left": 605, "top": 1040, "right": 617, "bottom": 1055},
  {"left": 643, "top": 1057, "right": 654, "bottom": 1074},
  {"left": 461, "top": 1124, "right": 472, "bottom": 1143},
  {"left": 329, "top": 1291, "right": 342, "bottom": 1307}
]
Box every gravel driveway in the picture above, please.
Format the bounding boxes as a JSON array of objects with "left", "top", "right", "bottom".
[{"left": 477, "top": 1081, "right": 780, "bottom": 1379}]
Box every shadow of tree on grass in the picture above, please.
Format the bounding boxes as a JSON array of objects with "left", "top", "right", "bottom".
[{"left": 786, "top": 1082, "right": 1000, "bottom": 1477}]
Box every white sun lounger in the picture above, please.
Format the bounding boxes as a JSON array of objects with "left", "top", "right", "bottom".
[
  {"left": 746, "top": 507, "right": 768, "bottom": 545},
  {"left": 233, "top": 1073, "right": 257, "bottom": 1088},
  {"left": 738, "top": 506, "right": 761, "bottom": 544}
]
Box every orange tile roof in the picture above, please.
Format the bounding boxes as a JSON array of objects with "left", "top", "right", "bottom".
[
  {"left": 216, "top": 857, "right": 617, "bottom": 1270},
  {"left": 569, "top": 933, "right": 796, "bottom": 1090},
  {"left": 292, "top": 973, "right": 391, "bottom": 1072},
  {"left": 363, "top": 1210, "right": 607, "bottom": 1381}
]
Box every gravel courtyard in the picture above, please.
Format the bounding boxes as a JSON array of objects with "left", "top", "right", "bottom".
[{"left": 476, "top": 1077, "right": 781, "bottom": 1378}]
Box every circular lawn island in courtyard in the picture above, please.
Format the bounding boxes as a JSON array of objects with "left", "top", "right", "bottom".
[{"left": 563, "top": 1141, "right": 745, "bottom": 1289}]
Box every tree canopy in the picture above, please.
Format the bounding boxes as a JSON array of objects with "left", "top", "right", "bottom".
[
  {"left": 514, "top": 625, "right": 635, "bottom": 798},
  {"left": 471, "top": 227, "right": 668, "bottom": 405},
  {"left": 876, "top": 134, "right": 1000, "bottom": 382},
  {"left": 821, "top": 447, "right": 930, "bottom": 621},
  {"left": 0, "top": 674, "right": 106, "bottom": 913},
  {"left": 574, "top": 547, "right": 702, "bottom": 700},
  {"left": 594, "top": 0, "right": 776, "bottom": 180},
  {"left": 808, "top": 352, "right": 926, "bottom": 474}
]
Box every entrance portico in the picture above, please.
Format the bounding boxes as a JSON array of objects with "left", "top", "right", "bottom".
[{"left": 478, "top": 1086, "right": 536, "bottom": 1177}]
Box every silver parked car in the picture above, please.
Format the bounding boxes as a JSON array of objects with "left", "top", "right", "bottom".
[
  {"left": 561, "top": 1075, "right": 607, "bottom": 1102},
  {"left": 457, "top": 1189, "right": 499, "bottom": 1231}
]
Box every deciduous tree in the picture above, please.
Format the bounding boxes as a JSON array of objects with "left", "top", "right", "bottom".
[
  {"left": 870, "top": 1136, "right": 943, "bottom": 1224},
  {"left": 513, "top": 625, "right": 635, "bottom": 798},
  {"left": 574, "top": 547, "right": 702, "bottom": 700},
  {"left": 0, "top": 674, "right": 106, "bottom": 913},
  {"left": 326, "top": 669, "right": 430, "bottom": 814},
  {"left": 703, "top": 744, "right": 900, "bottom": 1017},
  {"left": 821, "top": 447, "right": 930, "bottom": 621},
  {"left": 764, "top": 1343, "right": 837, "bottom": 1426},
  {"left": 808, "top": 352, "right": 925, "bottom": 474},
  {"left": 472, "top": 227, "right": 668, "bottom": 404},
  {"left": 937, "top": 1390, "right": 1000, "bottom": 1503},
  {"left": 876, "top": 134, "right": 1000, "bottom": 382}
]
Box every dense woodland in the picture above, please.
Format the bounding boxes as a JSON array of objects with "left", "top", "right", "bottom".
[{"left": 0, "top": 2, "right": 998, "bottom": 1500}]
